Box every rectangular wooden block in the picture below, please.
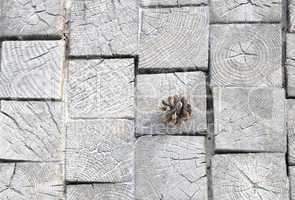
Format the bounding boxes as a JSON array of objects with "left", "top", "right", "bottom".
[
  {"left": 136, "top": 72, "right": 207, "bottom": 135},
  {"left": 290, "top": 0, "right": 295, "bottom": 32},
  {"left": 212, "top": 154, "right": 289, "bottom": 200},
  {"left": 66, "top": 119, "right": 134, "bottom": 182},
  {"left": 0, "top": 0, "right": 65, "bottom": 37},
  {"left": 69, "top": 0, "right": 138, "bottom": 56},
  {"left": 67, "top": 59, "right": 135, "bottom": 119},
  {"left": 0, "top": 101, "right": 64, "bottom": 161},
  {"left": 210, "top": 0, "right": 281, "bottom": 23},
  {"left": 66, "top": 183, "right": 134, "bottom": 200},
  {"left": 213, "top": 87, "right": 286, "bottom": 152},
  {"left": 139, "top": 6, "right": 209, "bottom": 71},
  {"left": 290, "top": 167, "right": 295, "bottom": 200},
  {"left": 210, "top": 24, "right": 282, "bottom": 87},
  {"left": 287, "top": 34, "right": 295, "bottom": 97},
  {"left": 0, "top": 40, "right": 65, "bottom": 99},
  {"left": 136, "top": 136, "right": 207, "bottom": 200},
  {"left": 140, "top": 0, "right": 207, "bottom": 6},
  {"left": 0, "top": 162, "right": 64, "bottom": 200},
  {"left": 287, "top": 100, "right": 295, "bottom": 165}
]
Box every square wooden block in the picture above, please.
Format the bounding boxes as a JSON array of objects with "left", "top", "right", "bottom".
[
  {"left": 0, "top": 162, "right": 64, "bottom": 200},
  {"left": 287, "top": 34, "right": 295, "bottom": 97},
  {"left": 140, "top": 0, "right": 207, "bottom": 6},
  {"left": 136, "top": 72, "right": 207, "bottom": 135},
  {"left": 0, "top": 0, "right": 65, "bottom": 37},
  {"left": 69, "top": 0, "right": 138, "bottom": 56},
  {"left": 0, "top": 101, "right": 64, "bottom": 161},
  {"left": 66, "top": 119, "right": 134, "bottom": 182},
  {"left": 139, "top": 7, "right": 209, "bottom": 71},
  {"left": 136, "top": 136, "right": 207, "bottom": 200},
  {"left": 210, "top": 24, "right": 282, "bottom": 87},
  {"left": 0, "top": 40, "right": 65, "bottom": 99},
  {"left": 212, "top": 154, "right": 289, "bottom": 200},
  {"left": 213, "top": 87, "right": 286, "bottom": 152},
  {"left": 67, "top": 59, "right": 135, "bottom": 119},
  {"left": 287, "top": 100, "right": 295, "bottom": 164},
  {"left": 66, "top": 183, "right": 134, "bottom": 200},
  {"left": 210, "top": 0, "right": 281, "bottom": 23}
]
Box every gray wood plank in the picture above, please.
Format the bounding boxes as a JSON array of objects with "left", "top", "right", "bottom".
[
  {"left": 287, "top": 100, "right": 295, "bottom": 165},
  {"left": 290, "top": 167, "right": 295, "bottom": 200},
  {"left": 290, "top": 0, "right": 295, "bottom": 32},
  {"left": 286, "top": 34, "right": 295, "bottom": 97},
  {"left": 140, "top": 0, "right": 207, "bottom": 6}
]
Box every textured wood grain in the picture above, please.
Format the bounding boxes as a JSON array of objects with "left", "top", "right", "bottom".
[
  {"left": 140, "top": 0, "right": 207, "bottom": 6},
  {"left": 139, "top": 7, "right": 209, "bottom": 71},
  {"left": 136, "top": 136, "right": 207, "bottom": 200},
  {"left": 69, "top": 0, "right": 138, "bottom": 56},
  {"left": 287, "top": 100, "right": 295, "bottom": 165},
  {"left": 0, "top": 0, "right": 65, "bottom": 37},
  {"left": 286, "top": 34, "right": 295, "bottom": 97},
  {"left": 66, "top": 119, "right": 134, "bottom": 182},
  {"left": 67, "top": 183, "right": 134, "bottom": 200},
  {"left": 67, "top": 59, "right": 134, "bottom": 119},
  {"left": 212, "top": 154, "right": 289, "bottom": 200},
  {"left": 210, "top": 0, "right": 281, "bottom": 23},
  {"left": 0, "top": 41, "right": 65, "bottom": 99},
  {"left": 210, "top": 24, "right": 282, "bottom": 87},
  {"left": 290, "top": 0, "right": 295, "bottom": 32},
  {"left": 136, "top": 72, "right": 207, "bottom": 136},
  {"left": 213, "top": 87, "right": 286, "bottom": 152},
  {"left": 0, "top": 162, "right": 64, "bottom": 200},
  {"left": 290, "top": 167, "right": 295, "bottom": 200},
  {"left": 0, "top": 101, "right": 64, "bottom": 161}
]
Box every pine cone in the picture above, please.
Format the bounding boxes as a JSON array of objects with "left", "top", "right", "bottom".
[{"left": 160, "top": 95, "right": 192, "bottom": 126}]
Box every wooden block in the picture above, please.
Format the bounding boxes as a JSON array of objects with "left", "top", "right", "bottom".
[
  {"left": 0, "top": 0, "right": 65, "bottom": 37},
  {"left": 288, "top": 100, "right": 295, "bottom": 164},
  {"left": 66, "top": 119, "right": 134, "bottom": 182},
  {"left": 0, "top": 101, "right": 64, "bottom": 161},
  {"left": 210, "top": 0, "right": 281, "bottom": 23},
  {"left": 139, "top": 7, "right": 209, "bottom": 71},
  {"left": 135, "top": 136, "right": 207, "bottom": 200},
  {"left": 290, "top": 0, "right": 295, "bottom": 32},
  {"left": 66, "top": 183, "right": 134, "bottom": 200},
  {"left": 212, "top": 153, "right": 289, "bottom": 200},
  {"left": 213, "top": 87, "right": 286, "bottom": 152},
  {"left": 0, "top": 41, "right": 65, "bottom": 99},
  {"left": 210, "top": 24, "right": 282, "bottom": 87},
  {"left": 140, "top": 0, "right": 207, "bottom": 6},
  {"left": 287, "top": 34, "right": 295, "bottom": 97},
  {"left": 136, "top": 72, "right": 207, "bottom": 136},
  {"left": 69, "top": 0, "right": 138, "bottom": 56},
  {"left": 0, "top": 162, "right": 64, "bottom": 200},
  {"left": 68, "top": 59, "right": 134, "bottom": 119},
  {"left": 290, "top": 167, "right": 295, "bottom": 200}
]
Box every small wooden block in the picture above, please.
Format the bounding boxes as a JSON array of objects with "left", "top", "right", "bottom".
[
  {"left": 212, "top": 154, "right": 289, "bottom": 200},
  {"left": 290, "top": 0, "right": 295, "bottom": 32},
  {"left": 66, "top": 119, "right": 134, "bottom": 182},
  {"left": 69, "top": 0, "right": 138, "bottom": 56},
  {"left": 210, "top": 0, "right": 281, "bottom": 23},
  {"left": 140, "top": 0, "right": 207, "bottom": 6},
  {"left": 287, "top": 34, "right": 295, "bottom": 97},
  {"left": 210, "top": 24, "right": 282, "bottom": 87},
  {"left": 0, "top": 0, "right": 65, "bottom": 37},
  {"left": 136, "top": 72, "right": 207, "bottom": 136},
  {"left": 68, "top": 59, "right": 135, "bottom": 118},
  {"left": 135, "top": 136, "right": 207, "bottom": 200},
  {"left": 290, "top": 167, "right": 295, "bottom": 200},
  {"left": 0, "top": 101, "right": 64, "bottom": 161},
  {"left": 0, "top": 40, "right": 65, "bottom": 99},
  {"left": 0, "top": 162, "right": 64, "bottom": 200},
  {"left": 287, "top": 100, "right": 295, "bottom": 164},
  {"left": 66, "top": 183, "right": 134, "bottom": 200},
  {"left": 213, "top": 87, "right": 286, "bottom": 152},
  {"left": 139, "top": 7, "right": 209, "bottom": 71}
]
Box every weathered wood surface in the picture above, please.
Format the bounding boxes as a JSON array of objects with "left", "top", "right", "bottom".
[
  {"left": 210, "top": 24, "right": 282, "bottom": 87},
  {"left": 0, "top": 0, "right": 65, "bottom": 37},
  {"left": 136, "top": 72, "right": 207, "bottom": 135},
  {"left": 135, "top": 136, "right": 207, "bottom": 200},
  {"left": 69, "top": 0, "right": 138, "bottom": 56},
  {"left": 212, "top": 154, "right": 289, "bottom": 200},
  {"left": 0, "top": 101, "right": 63, "bottom": 161},
  {"left": 66, "top": 119, "right": 134, "bottom": 182},
  {"left": 67, "top": 183, "right": 134, "bottom": 200},
  {"left": 210, "top": 0, "right": 281, "bottom": 23},
  {"left": 290, "top": 167, "right": 295, "bottom": 200},
  {"left": 286, "top": 34, "right": 295, "bottom": 97},
  {"left": 288, "top": 100, "right": 295, "bottom": 165},
  {"left": 0, "top": 162, "right": 64, "bottom": 200},
  {"left": 290, "top": 0, "right": 295, "bottom": 32},
  {"left": 213, "top": 87, "right": 286, "bottom": 152},
  {"left": 0, "top": 41, "right": 65, "bottom": 99},
  {"left": 139, "top": 7, "right": 209, "bottom": 71},
  {"left": 140, "top": 0, "right": 207, "bottom": 6},
  {"left": 68, "top": 59, "right": 134, "bottom": 119}
]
